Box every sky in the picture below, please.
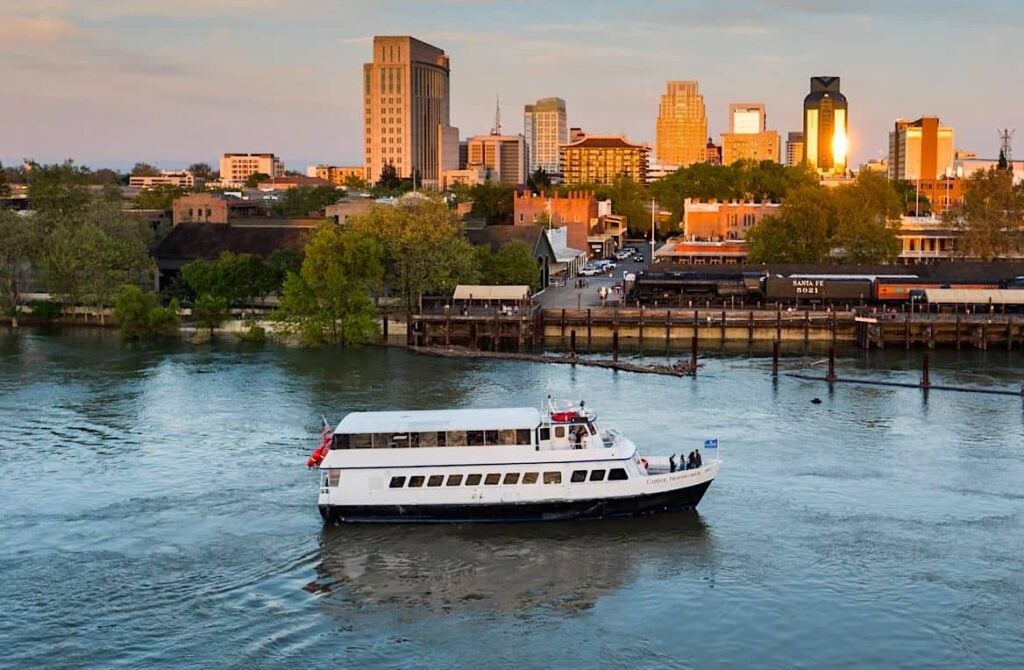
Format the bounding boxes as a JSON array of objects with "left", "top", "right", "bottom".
[{"left": 2, "top": 0, "right": 1023, "bottom": 172}]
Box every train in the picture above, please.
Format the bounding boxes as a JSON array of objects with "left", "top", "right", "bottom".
[{"left": 628, "top": 271, "right": 1024, "bottom": 307}]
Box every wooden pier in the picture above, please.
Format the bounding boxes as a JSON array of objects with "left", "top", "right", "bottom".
[{"left": 855, "top": 314, "right": 1023, "bottom": 351}]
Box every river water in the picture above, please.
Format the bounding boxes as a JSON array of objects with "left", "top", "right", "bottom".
[{"left": 2, "top": 329, "right": 1023, "bottom": 668}]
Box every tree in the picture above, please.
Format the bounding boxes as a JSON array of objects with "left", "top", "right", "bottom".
[
  {"left": 271, "top": 185, "right": 341, "bottom": 217},
  {"left": 188, "top": 162, "right": 215, "bottom": 181},
  {"left": 348, "top": 196, "right": 479, "bottom": 309},
  {"left": 0, "top": 209, "right": 46, "bottom": 326},
  {"left": 26, "top": 160, "right": 92, "bottom": 219},
  {"left": 950, "top": 167, "right": 1024, "bottom": 259},
  {"left": 112, "top": 285, "right": 180, "bottom": 340},
  {"left": 0, "top": 162, "right": 10, "bottom": 198},
  {"left": 527, "top": 168, "right": 552, "bottom": 194},
  {"left": 192, "top": 294, "right": 229, "bottom": 335},
  {"left": 600, "top": 175, "right": 650, "bottom": 236},
  {"left": 467, "top": 181, "right": 515, "bottom": 224},
  {"left": 377, "top": 164, "right": 402, "bottom": 191},
  {"left": 893, "top": 180, "right": 932, "bottom": 215},
  {"left": 245, "top": 172, "right": 271, "bottom": 188},
  {"left": 343, "top": 173, "right": 370, "bottom": 191},
  {"left": 274, "top": 224, "right": 383, "bottom": 346},
  {"left": 481, "top": 240, "right": 540, "bottom": 291},
  {"left": 830, "top": 171, "right": 902, "bottom": 263},
  {"left": 746, "top": 186, "right": 833, "bottom": 263},
  {"left": 133, "top": 184, "right": 184, "bottom": 211},
  {"left": 131, "top": 162, "right": 161, "bottom": 177},
  {"left": 41, "top": 201, "right": 155, "bottom": 322}
]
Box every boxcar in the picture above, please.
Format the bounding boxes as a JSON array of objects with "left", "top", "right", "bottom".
[{"left": 764, "top": 276, "right": 873, "bottom": 302}]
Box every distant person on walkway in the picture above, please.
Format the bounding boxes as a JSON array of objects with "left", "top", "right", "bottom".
[
  {"left": 669, "top": 454, "right": 677, "bottom": 473},
  {"left": 695, "top": 449, "right": 702, "bottom": 468}
]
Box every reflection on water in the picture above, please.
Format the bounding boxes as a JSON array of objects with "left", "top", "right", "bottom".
[{"left": 312, "top": 514, "right": 712, "bottom": 615}]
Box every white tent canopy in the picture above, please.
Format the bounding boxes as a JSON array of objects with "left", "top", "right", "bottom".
[{"left": 453, "top": 285, "right": 531, "bottom": 302}]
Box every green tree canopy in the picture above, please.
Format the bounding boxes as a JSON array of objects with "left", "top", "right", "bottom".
[
  {"left": 479, "top": 239, "right": 540, "bottom": 291},
  {"left": 467, "top": 181, "right": 516, "bottom": 224},
  {"left": 131, "top": 162, "right": 160, "bottom": 177},
  {"left": 133, "top": 184, "right": 184, "bottom": 211},
  {"left": 26, "top": 160, "right": 92, "bottom": 219},
  {"left": 0, "top": 209, "right": 46, "bottom": 325},
  {"left": 245, "top": 172, "right": 271, "bottom": 188},
  {"left": 274, "top": 223, "right": 383, "bottom": 346},
  {"left": 112, "top": 285, "right": 180, "bottom": 340},
  {"left": 188, "top": 162, "right": 215, "bottom": 181},
  {"left": 348, "top": 196, "right": 479, "bottom": 308},
  {"left": 527, "top": 168, "right": 552, "bottom": 194},
  {"left": 949, "top": 167, "right": 1024, "bottom": 260},
  {"left": 271, "top": 185, "right": 341, "bottom": 217},
  {"left": 745, "top": 186, "right": 834, "bottom": 263}
]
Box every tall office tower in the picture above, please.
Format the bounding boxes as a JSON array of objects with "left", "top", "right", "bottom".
[
  {"left": 785, "top": 132, "right": 805, "bottom": 166},
  {"left": 656, "top": 81, "right": 707, "bottom": 167},
  {"left": 720, "top": 103, "right": 781, "bottom": 164},
  {"left": 802, "top": 76, "right": 848, "bottom": 175},
  {"left": 363, "top": 36, "right": 454, "bottom": 187},
  {"left": 523, "top": 97, "right": 568, "bottom": 176},
  {"left": 888, "top": 117, "right": 954, "bottom": 181}
]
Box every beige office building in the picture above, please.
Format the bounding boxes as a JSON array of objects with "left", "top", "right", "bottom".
[
  {"left": 656, "top": 81, "right": 707, "bottom": 167},
  {"left": 720, "top": 103, "right": 780, "bottom": 164},
  {"left": 888, "top": 117, "right": 954, "bottom": 181},
  {"left": 524, "top": 97, "right": 568, "bottom": 176},
  {"left": 363, "top": 35, "right": 455, "bottom": 187},
  {"left": 466, "top": 134, "right": 528, "bottom": 185},
  {"left": 785, "top": 132, "right": 805, "bottom": 166},
  {"left": 560, "top": 135, "right": 649, "bottom": 185},
  {"left": 219, "top": 153, "right": 284, "bottom": 185}
]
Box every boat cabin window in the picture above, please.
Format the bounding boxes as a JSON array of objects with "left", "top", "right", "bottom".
[
  {"left": 437, "top": 431, "right": 447, "bottom": 447},
  {"left": 608, "top": 468, "right": 629, "bottom": 481},
  {"left": 446, "top": 474, "right": 463, "bottom": 487},
  {"left": 467, "top": 431, "right": 484, "bottom": 446},
  {"left": 448, "top": 430, "right": 466, "bottom": 446},
  {"left": 554, "top": 426, "right": 566, "bottom": 439},
  {"left": 587, "top": 424, "right": 597, "bottom": 436},
  {"left": 390, "top": 434, "right": 410, "bottom": 448},
  {"left": 418, "top": 432, "right": 437, "bottom": 447},
  {"left": 539, "top": 427, "right": 550, "bottom": 441},
  {"left": 589, "top": 470, "right": 606, "bottom": 482},
  {"left": 503, "top": 473, "right": 520, "bottom": 485},
  {"left": 570, "top": 470, "right": 587, "bottom": 483},
  {"left": 517, "top": 429, "right": 532, "bottom": 445},
  {"left": 465, "top": 474, "right": 482, "bottom": 486},
  {"left": 543, "top": 472, "right": 562, "bottom": 484},
  {"left": 346, "top": 434, "right": 372, "bottom": 449},
  {"left": 326, "top": 470, "right": 340, "bottom": 487},
  {"left": 427, "top": 475, "right": 444, "bottom": 487},
  {"left": 333, "top": 434, "right": 349, "bottom": 449},
  {"left": 484, "top": 430, "right": 499, "bottom": 444},
  {"left": 522, "top": 472, "right": 538, "bottom": 484},
  {"left": 484, "top": 473, "right": 501, "bottom": 485},
  {"left": 389, "top": 476, "right": 406, "bottom": 488},
  {"left": 409, "top": 475, "right": 425, "bottom": 487},
  {"left": 499, "top": 429, "right": 516, "bottom": 445}
]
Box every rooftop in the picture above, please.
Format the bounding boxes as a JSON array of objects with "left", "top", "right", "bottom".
[
  {"left": 335, "top": 408, "right": 543, "bottom": 434},
  {"left": 561, "top": 135, "right": 648, "bottom": 150}
]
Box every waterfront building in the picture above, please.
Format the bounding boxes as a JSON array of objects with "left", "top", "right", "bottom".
[
  {"left": 560, "top": 135, "right": 650, "bottom": 185},
  {"left": 785, "top": 132, "right": 804, "bottom": 166},
  {"left": 363, "top": 35, "right": 456, "bottom": 188},
  {"left": 524, "top": 97, "right": 568, "bottom": 177},
  {"left": 802, "top": 77, "right": 848, "bottom": 175},
  {"left": 307, "top": 165, "right": 367, "bottom": 186},
  {"left": 513, "top": 190, "right": 626, "bottom": 259},
  {"left": 466, "top": 134, "right": 528, "bottom": 185},
  {"left": 219, "top": 153, "right": 285, "bottom": 186},
  {"left": 888, "top": 117, "right": 954, "bottom": 182},
  {"left": 656, "top": 81, "right": 707, "bottom": 167},
  {"left": 720, "top": 103, "right": 781, "bottom": 164},
  {"left": 128, "top": 170, "right": 202, "bottom": 189}
]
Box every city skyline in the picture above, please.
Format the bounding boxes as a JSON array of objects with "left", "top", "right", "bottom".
[{"left": 2, "top": 0, "right": 1022, "bottom": 170}]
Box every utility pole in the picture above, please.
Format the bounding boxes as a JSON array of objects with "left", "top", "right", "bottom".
[{"left": 650, "top": 197, "right": 656, "bottom": 264}]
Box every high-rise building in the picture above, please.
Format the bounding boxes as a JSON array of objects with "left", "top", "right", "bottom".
[
  {"left": 888, "top": 117, "right": 954, "bottom": 182},
  {"left": 466, "top": 134, "right": 528, "bottom": 185},
  {"left": 656, "top": 81, "right": 707, "bottom": 167},
  {"left": 721, "top": 103, "right": 781, "bottom": 164},
  {"left": 219, "top": 153, "right": 284, "bottom": 186},
  {"left": 363, "top": 36, "right": 456, "bottom": 187},
  {"left": 802, "top": 77, "right": 848, "bottom": 175},
  {"left": 524, "top": 97, "right": 568, "bottom": 177},
  {"left": 560, "top": 135, "right": 649, "bottom": 185},
  {"left": 785, "top": 132, "right": 805, "bottom": 166}
]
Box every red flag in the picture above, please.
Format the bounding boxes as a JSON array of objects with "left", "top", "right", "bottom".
[{"left": 307, "top": 416, "right": 332, "bottom": 469}]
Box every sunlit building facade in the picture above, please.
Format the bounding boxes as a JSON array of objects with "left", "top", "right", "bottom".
[
  {"left": 524, "top": 97, "right": 568, "bottom": 177},
  {"left": 721, "top": 103, "right": 780, "bottom": 164},
  {"left": 802, "top": 77, "right": 848, "bottom": 175},
  {"left": 560, "top": 135, "right": 649, "bottom": 185},
  {"left": 656, "top": 81, "right": 707, "bottom": 167},
  {"left": 888, "top": 117, "right": 954, "bottom": 182}
]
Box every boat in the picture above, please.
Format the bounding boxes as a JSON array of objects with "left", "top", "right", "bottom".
[{"left": 310, "top": 399, "right": 720, "bottom": 524}]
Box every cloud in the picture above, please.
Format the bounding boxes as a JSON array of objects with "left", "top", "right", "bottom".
[{"left": 0, "top": 15, "right": 77, "bottom": 43}]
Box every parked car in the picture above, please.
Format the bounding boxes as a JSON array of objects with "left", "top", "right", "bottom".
[{"left": 579, "top": 266, "right": 601, "bottom": 277}]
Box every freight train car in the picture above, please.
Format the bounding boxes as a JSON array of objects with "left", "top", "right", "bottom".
[
  {"left": 763, "top": 276, "right": 874, "bottom": 303},
  {"left": 874, "top": 278, "right": 1001, "bottom": 303}
]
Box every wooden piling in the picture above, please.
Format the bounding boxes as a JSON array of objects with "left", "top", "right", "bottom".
[
  {"left": 776, "top": 309, "right": 782, "bottom": 341},
  {"left": 587, "top": 308, "right": 593, "bottom": 347},
  {"left": 772, "top": 340, "right": 780, "bottom": 377},
  {"left": 445, "top": 309, "right": 451, "bottom": 346},
  {"left": 612, "top": 330, "right": 620, "bottom": 362},
  {"left": 690, "top": 336, "right": 698, "bottom": 376},
  {"left": 1008, "top": 320, "right": 1014, "bottom": 352},
  {"left": 921, "top": 352, "right": 931, "bottom": 389},
  {"left": 826, "top": 345, "right": 837, "bottom": 382},
  {"left": 382, "top": 310, "right": 389, "bottom": 343},
  {"left": 748, "top": 311, "right": 754, "bottom": 344},
  {"left": 560, "top": 308, "right": 566, "bottom": 339},
  {"left": 904, "top": 313, "right": 911, "bottom": 349},
  {"left": 955, "top": 316, "right": 961, "bottom": 350},
  {"left": 639, "top": 305, "right": 645, "bottom": 345},
  {"left": 721, "top": 310, "right": 727, "bottom": 342},
  {"left": 665, "top": 310, "right": 671, "bottom": 347},
  {"left": 570, "top": 329, "right": 577, "bottom": 358},
  {"left": 804, "top": 311, "right": 810, "bottom": 343}
]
